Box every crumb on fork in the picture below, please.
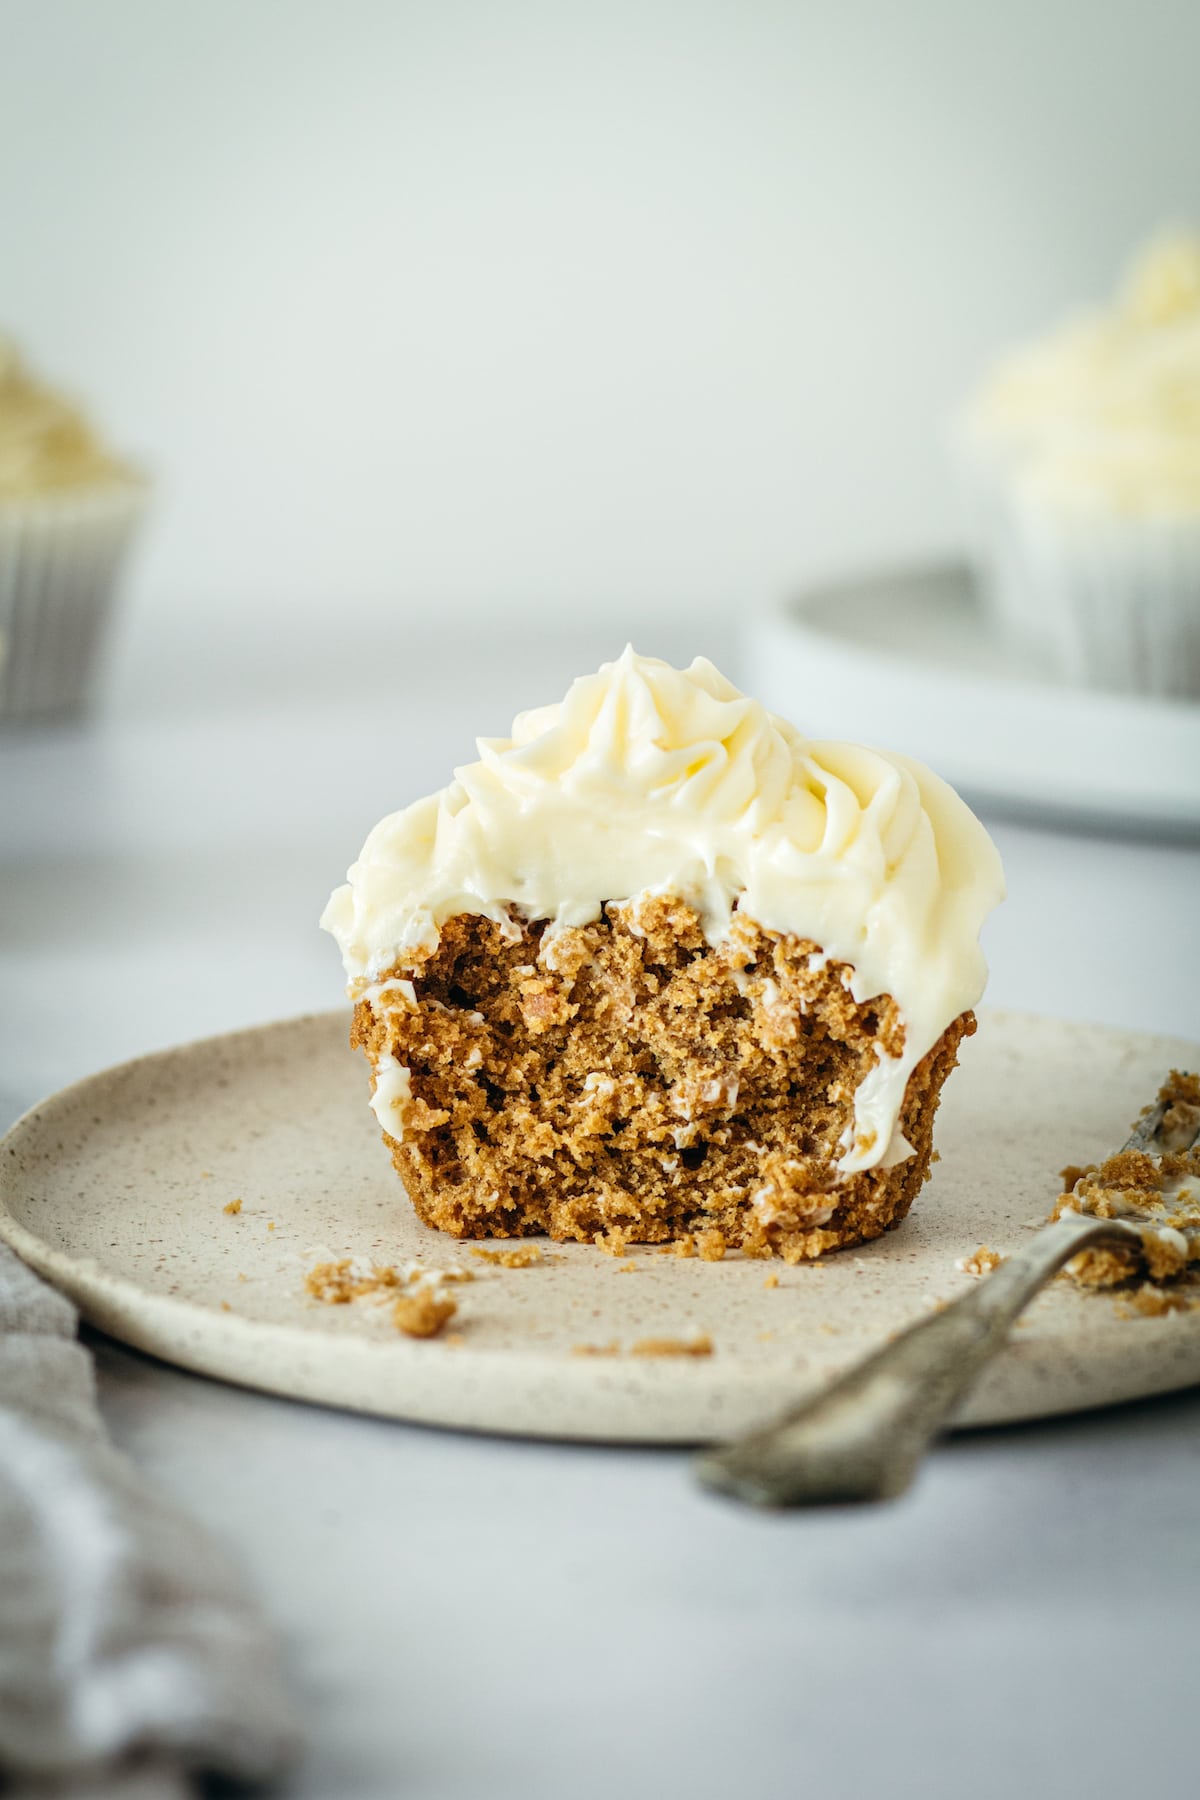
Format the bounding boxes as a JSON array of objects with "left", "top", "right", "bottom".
[{"left": 1053, "top": 1070, "right": 1200, "bottom": 1299}]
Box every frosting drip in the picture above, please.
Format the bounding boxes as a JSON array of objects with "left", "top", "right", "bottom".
[{"left": 322, "top": 650, "right": 1004, "bottom": 1172}]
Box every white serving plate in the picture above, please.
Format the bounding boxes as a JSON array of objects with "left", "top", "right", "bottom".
[{"left": 743, "top": 560, "right": 1200, "bottom": 833}]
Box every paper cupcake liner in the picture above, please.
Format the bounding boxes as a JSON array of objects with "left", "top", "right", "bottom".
[
  {"left": 0, "top": 484, "right": 147, "bottom": 722},
  {"left": 1011, "top": 494, "right": 1200, "bottom": 699},
  {"left": 952, "top": 426, "right": 1056, "bottom": 653}
]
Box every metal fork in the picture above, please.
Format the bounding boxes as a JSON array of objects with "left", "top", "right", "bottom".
[{"left": 694, "top": 1080, "right": 1200, "bottom": 1509}]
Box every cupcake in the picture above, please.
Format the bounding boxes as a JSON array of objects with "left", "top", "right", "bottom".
[
  {"left": 958, "top": 230, "right": 1200, "bottom": 697},
  {"left": 0, "top": 337, "right": 147, "bottom": 722},
  {"left": 321, "top": 650, "right": 1004, "bottom": 1263}
]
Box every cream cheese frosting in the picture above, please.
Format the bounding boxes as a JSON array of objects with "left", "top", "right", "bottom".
[
  {"left": 322, "top": 650, "right": 1005, "bottom": 1173},
  {"left": 967, "top": 230, "right": 1200, "bottom": 518},
  {"left": 0, "top": 337, "right": 136, "bottom": 500},
  {"left": 1022, "top": 425, "right": 1200, "bottom": 519}
]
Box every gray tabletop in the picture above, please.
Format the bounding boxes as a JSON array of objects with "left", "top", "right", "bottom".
[{"left": 3, "top": 616, "right": 1198, "bottom": 1800}]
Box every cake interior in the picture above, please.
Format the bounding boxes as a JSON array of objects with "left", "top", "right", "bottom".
[{"left": 352, "top": 895, "right": 972, "bottom": 1262}]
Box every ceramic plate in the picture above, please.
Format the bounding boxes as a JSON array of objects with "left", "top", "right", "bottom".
[
  {"left": 744, "top": 561, "right": 1200, "bottom": 834},
  {"left": 1, "top": 1008, "right": 1198, "bottom": 1443}
]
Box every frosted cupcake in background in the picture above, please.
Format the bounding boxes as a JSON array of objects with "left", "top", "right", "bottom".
[
  {"left": 0, "top": 338, "right": 147, "bottom": 722},
  {"left": 958, "top": 231, "right": 1200, "bottom": 699}
]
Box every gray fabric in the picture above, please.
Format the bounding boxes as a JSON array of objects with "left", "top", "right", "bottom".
[{"left": 0, "top": 1246, "right": 300, "bottom": 1799}]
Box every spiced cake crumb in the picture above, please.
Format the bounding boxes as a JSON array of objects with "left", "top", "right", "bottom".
[
  {"left": 470, "top": 1244, "right": 545, "bottom": 1269},
  {"left": 958, "top": 1245, "right": 1003, "bottom": 1276},
  {"left": 223, "top": 1198, "right": 242, "bottom": 1216},
  {"left": 1059, "top": 1163, "right": 1093, "bottom": 1190},
  {"left": 393, "top": 1289, "right": 458, "bottom": 1338},
  {"left": 1115, "top": 1285, "right": 1198, "bottom": 1320},
  {"left": 630, "top": 1334, "right": 713, "bottom": 1358},
  {"left": 594, "top": 1226, "right": 632, "bottom": 1257},
  {"left": 305, "top": 1258, "right": 403, "bottom": 1304},
  {"left": 763, "top": 1271, "right": 780, "bottom": 1290},
  {"left": 305, "top": 1255, "right": 471, "bottom": 1344},
  {"left": 571, "top": 1335, "right": 714, "bottom": 1357}
]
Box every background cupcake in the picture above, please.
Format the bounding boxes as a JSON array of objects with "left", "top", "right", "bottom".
[
  {"left": 0, "top": 338, "right": 148, "bottom": 723},
  {"left": 957, "top": 231, "right": 1200, "bottom": 698}
]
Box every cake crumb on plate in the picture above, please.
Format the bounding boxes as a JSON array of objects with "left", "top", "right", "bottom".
[
  {"left": 958, "top": 1245, "right": 1003, "bottom": 1275},
  {"left": 393, "top": 1289, "right": 458, "bottom": 1338},
  {"left": 470, "top": 1244, "right": 545, "bottom": 1269},
  {"left": 630, "top": 1334, "right": 713, "bottom": 1358}
]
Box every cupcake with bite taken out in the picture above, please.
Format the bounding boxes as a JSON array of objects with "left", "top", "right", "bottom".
[{"left": 322, "top": 650, "right": 1004, "bottom": 1263}]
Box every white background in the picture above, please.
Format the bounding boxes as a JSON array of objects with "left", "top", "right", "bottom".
[{"left": 4, "top": 0, "right": 1199, "bottom": 647}]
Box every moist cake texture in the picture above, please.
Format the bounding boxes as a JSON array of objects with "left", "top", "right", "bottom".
[
  {"left": 351, "top": 896, "right": 972, "bottom": 1260},
  {"left": 324, "top": 650, "right": 1004, "bottom": 1257}
]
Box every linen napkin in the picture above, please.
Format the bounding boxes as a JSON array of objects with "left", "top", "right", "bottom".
[{"left": 0, "top": 1244, "right": 300, "bottom": 1799}]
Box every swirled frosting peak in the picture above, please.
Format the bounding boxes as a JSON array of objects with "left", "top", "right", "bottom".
[
  {"left": 0, "top": 337, "right": 135, "bottom": 500},
  {"left": 322, "top": 650, "right": 1004, "bottom": 1172},
  {"left": 966, "top": 229, "right": 1200, "bottom": 515}
]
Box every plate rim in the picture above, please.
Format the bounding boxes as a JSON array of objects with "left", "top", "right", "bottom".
[{"left": 745, "top": 558, "right": 1200, "bottom": 833}]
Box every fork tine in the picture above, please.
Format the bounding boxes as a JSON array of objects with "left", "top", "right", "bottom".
[
  {"left": 1124, "top": 1098, "right": 1168, "bottom": 1153},
  {"left": 1124, "top": 1075, "right": 1200, "bottom": 1156}
]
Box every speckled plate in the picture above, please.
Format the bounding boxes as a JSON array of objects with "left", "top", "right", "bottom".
[{"left": 1, "top": 1008, "right": 1198, "bottom": 1442}]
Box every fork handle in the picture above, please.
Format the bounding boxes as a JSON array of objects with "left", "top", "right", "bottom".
[{"left": 694, "top": 1212, "right": 1142, "bottom": 1508}]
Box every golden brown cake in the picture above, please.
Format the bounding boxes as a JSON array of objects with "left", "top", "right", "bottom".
[{"left": 323, "top": 650, "right": 1004, "bottom": 1260}]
